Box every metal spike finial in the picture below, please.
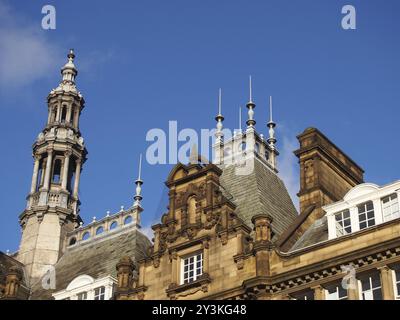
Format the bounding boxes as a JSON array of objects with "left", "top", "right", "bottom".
[
  {"left": 249, "top": 75, "right": 253, "bottom": 103},
  {"left": 267, "top": 95, "right": 277, "bottom": 149},
  {"left": 215, "top": 89, "right": 224, "bottom": 142},
  {"left": 134, "top": 154, "right": 143, "bottom": 207},
  {"left": 246, "top": 76, "right": 256, "bottom": 128}
]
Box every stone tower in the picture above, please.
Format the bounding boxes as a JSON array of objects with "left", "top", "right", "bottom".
[{"left": 17, "top": 50, "right": 87, "bottom": 285}]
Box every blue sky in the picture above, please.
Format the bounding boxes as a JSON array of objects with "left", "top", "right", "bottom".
[{"left": 1, "top": 0, "right": 399, "bottom": 252}]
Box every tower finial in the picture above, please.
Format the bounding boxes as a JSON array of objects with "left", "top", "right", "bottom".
[
  {"left": 267, "top": 96, "right": 276, "bottom": 149},
  {"left": 133, "top": 154, "right": 143, "bottom": 207},
  {"left": 269, "top": 96, "right": 273, "bottom": 122},
  {"left": 215, "top": 88, "right": 224, "bottom": 142},
  {"left": 249, "top": 75, "right": 253, "bottom": 103},
  {"left": 61, "top": 48, "right": 78, "bottom": 84},
  {"left": 67, "top": 49, "right": 75, "bottom": 63},
  {"left": 246, "top": 76, "right": 256, "bottom": 128}
]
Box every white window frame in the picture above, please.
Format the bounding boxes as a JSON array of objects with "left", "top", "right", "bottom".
[
  {"left": 290, "top": 291, "right": 314, "bottom": 300},
  {"left": 358, "top": 273, "right": 382, "bottom": 300},
  {"left": 94, "top": 286, "right": 106, "bottom": 300},
  {"left": 357, "top": 201, "right": 375, "bottom": 230},
  {"left": 180, "top": 252, "right": 203, "bottom": 285},
  {"left": 325, "top": 284, "right": 348, "bottom": 300},
  {"left": 381, "top": 193, "right": 400, "bottom": 222},
  {"left": 77, "top": 291, "right": 87, "bottom": 300},
  {"left": 334, "top": 209, "right": 352, "bottom": 237},
  {"left": 53, "top": 275, "right": 116, "bottom": 300},
  {"left": 392, "top": 265, "right": 400, "bottom": 300}
]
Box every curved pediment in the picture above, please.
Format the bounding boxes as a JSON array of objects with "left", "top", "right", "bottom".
[
  {"left": 66, "top": 274, "right": 95, "bottom": 291},
  {"left": 343, "top": 183, "right": 380, "bottom": 201},
  {"left": 167, "top": 163, "right": 189, "bottom": 183}
]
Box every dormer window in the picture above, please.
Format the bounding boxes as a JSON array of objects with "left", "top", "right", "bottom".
[
  {"left": 181, "top": 252, "right": 203, "bottom": 284},
  {"left": 94, "top": 286, "right": 105, "bottom": 300},
  {"left": 382, "top": 193, "right": 399, "bottom": 222},
  {"left": 326, "top": 182, "right": 400, "bottom": 240},
  {"left": 334, "top": 209, "right": 352, "bottom": 236},
  {"left": 358, "top": 201, "right": 375, "bottom": 230}
]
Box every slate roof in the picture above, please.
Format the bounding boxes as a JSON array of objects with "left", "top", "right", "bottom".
[
  {"left": 219, "top": 157, "right": 298, "bottom": 237},
  {"left": 289, "top": 216, "right": 329, "bottom": 251},
  {"left": 30, "top": 227, "right": 151, "bottom": 300}
]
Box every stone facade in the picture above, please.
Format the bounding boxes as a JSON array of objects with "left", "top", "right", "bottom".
[{"left": 1, "top": 50, "right": 399, "bottom": 301}]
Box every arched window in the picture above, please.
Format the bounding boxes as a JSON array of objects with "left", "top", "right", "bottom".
[
  {"left": 69, "top": 237, "right": 77, "bottom": 246},
  {"left": 240, "top": 142, "right": 246, "bottom": 151},
  {"left": 36, "top": 159, "right": 43, "bottom": 191},
  {"left": 61, "top": 106, "right": 67, "bottom": 123},
  {"left": 223, "top": 147, "right": 231, "bottom": 157},
  {"left": 124, "top": 216, "right": 133, "bottom": 225},
  {"left": 82, "top": 232, "right": 90, "bottom": 241},
  {"left": 110, "top": 221, "right": 118, "bottom": 230},
  {"left": 187, "top": 197, "right": 196, "bottom": 224},
  {"left": 52, "top": 159, "right": 62, "bottom": 184},
  {"left": 265, "top": 151, "right": 270, "bottom": 161},
  {"left": 96, "top": 226, "right": 104, "bottom": 235}
]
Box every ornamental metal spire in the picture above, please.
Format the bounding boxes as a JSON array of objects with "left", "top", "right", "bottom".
[
  {"left": 61, "top": 49, "right": 77, "bottom": 83},
  {"left": 267, "top": 96, "right": 277, "bottom": 149},
  {"left": 133, "top": 154, "right": 143, "bottom": 207},
  {"left": 215, "top": 88, "right": 224, "bottom": 143},
  {"left": 246, "top": 76, "right": 256, "bottom": 128}
]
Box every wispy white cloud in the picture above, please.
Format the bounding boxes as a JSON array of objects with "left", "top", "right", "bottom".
[
  {"left": 0, "top": 1, "right": 61, "bottom": 91},
  {"left": 278, "top": 131, "right": 300, "bottom": 211},
  {"left": 139, "top": 224, "right": 154, "bottom": 242}
]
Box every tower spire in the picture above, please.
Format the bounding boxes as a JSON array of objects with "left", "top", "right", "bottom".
[
  {"left": 267, "top": 96, "right": 276, "bottom": 149},
  {"left": 246, "top": 76, "right": 256, "bottom": 128},
  {"left": 215, "top": 88, "right": 224, "bottom": 143},
  {"left": 18, "top": 49, "right": 87, "bottom": 283},
  {"left": 133, "top": 154, "right": 143, "bottom": 207}
]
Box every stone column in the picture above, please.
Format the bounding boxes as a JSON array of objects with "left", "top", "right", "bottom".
[
  {"left": 56, "top": 104, "right": 61, "bottom": 122},
  {"left": 312, "top": 285, "right": 326, "bottom": 300},
  {"left": 30, "top": 155, "right": 41, "bottom": 193},
  {"left": 43, "top": 149, "right": 54, "bottom": 190},
  {"left": 348, "top": 283, "right": 360, "bottom": 300},
  {"left": 251, "top": 214, "right": 273, "bottom": 277},
  {"left": 74, "top": 109, "right": 80, "bottom": 128},
  {"left": 168, "top": 189, "right": 176, "bottom": 220},
  {"left": 171, "top": 251, "right": 178, "bottom": 285},
  {"left": 66, "top": 105, "right": 72, "bottom": 124},
  {"left": 202, "top": 240, "right": 210, "bottom": 274},
  {"left": 73, "top": 159, "right": 81, "bottom": 198},
  {"left": 61, "top": 151, "right": 71, "bottom": 190},
  {"left": 379, "top": 266, "right": 395, "bottom": 300}
]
